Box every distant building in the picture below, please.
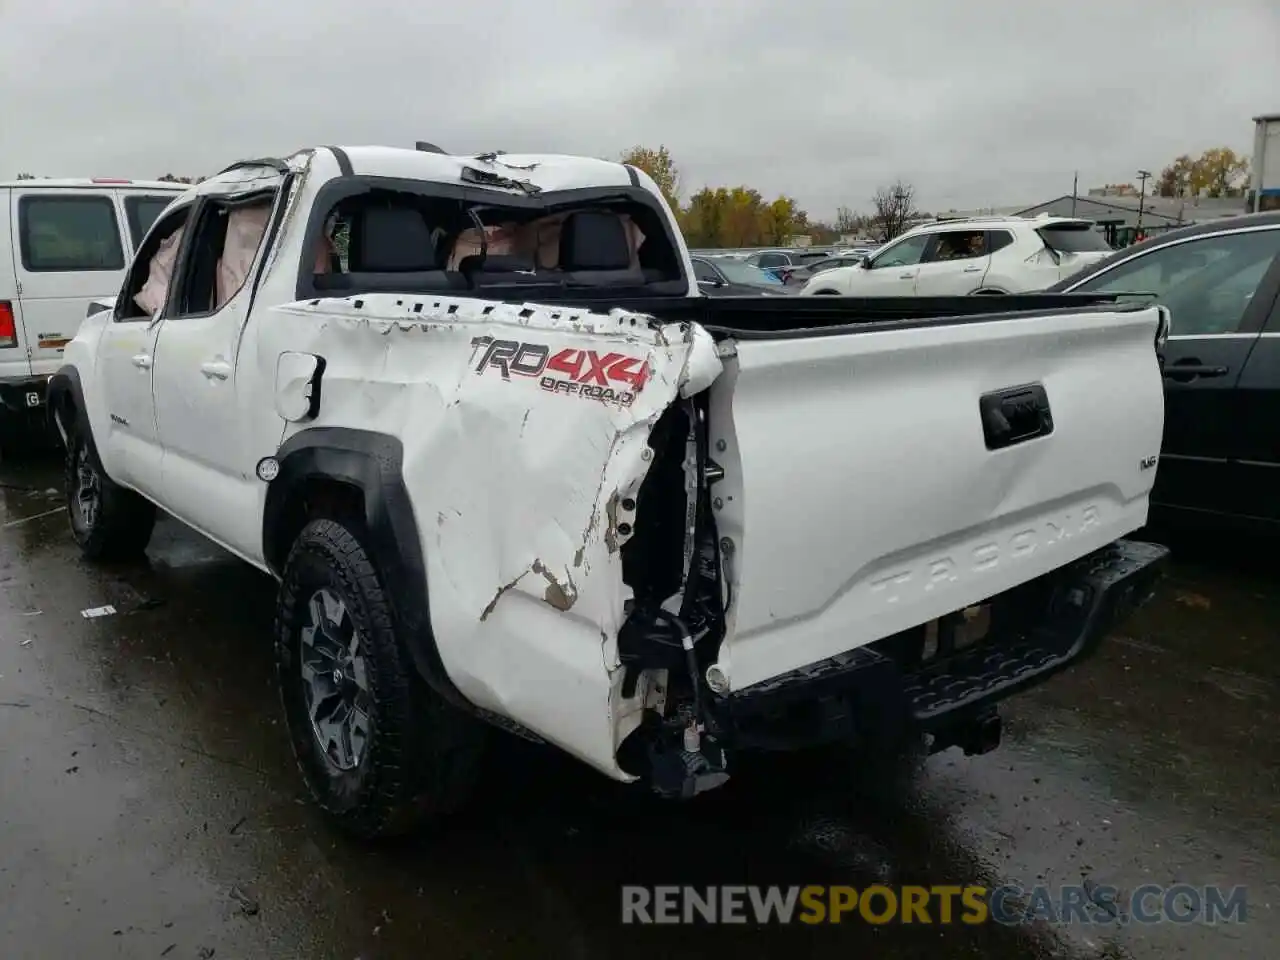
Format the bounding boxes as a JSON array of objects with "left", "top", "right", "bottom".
[
  {"left": 1251, "top": 111, "right": 1280, "bottom": 212},
  {"left": 1013, "top": 193, "right": 1245, "bottom": 247},
  {"left": 934, "top": 204, "right": 1027, "bottom": 220},
  {"left": 1087, "top": 184, "right": 1139, "bottom": 198}
]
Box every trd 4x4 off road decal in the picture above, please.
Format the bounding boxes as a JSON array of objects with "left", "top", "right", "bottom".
[{"left": 469, "top": 336, "right": 650, "bottom": 407}]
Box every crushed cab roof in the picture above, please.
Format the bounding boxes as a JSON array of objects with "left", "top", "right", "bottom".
[{"left": 196, "top": 145, "right": 646, "bottom": 200}]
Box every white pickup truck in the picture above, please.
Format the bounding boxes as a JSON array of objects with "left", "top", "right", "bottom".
[{"left": 50, "top": 145, "right": 1170, "bottom": 838}]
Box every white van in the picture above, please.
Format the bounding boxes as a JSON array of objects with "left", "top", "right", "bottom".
[{"left": 0, "top": 178, "right": 188, "bottom": 437}]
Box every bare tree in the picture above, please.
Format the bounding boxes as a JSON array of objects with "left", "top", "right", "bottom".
[
  {"left": 870, "top": 180, "right": 918, "bottom": 243},
  {"left": 834, "top": 205, "right": 860, "bottom": 234}
]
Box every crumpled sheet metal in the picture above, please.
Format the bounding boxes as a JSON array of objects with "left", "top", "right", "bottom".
[{"left": 271, "top": 293, "right": 721, "bottom": 774}]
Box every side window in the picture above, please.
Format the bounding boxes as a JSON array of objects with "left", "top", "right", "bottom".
[
  {"left": 987, "top": 230, "right": 1015, "bottom": 254},
  {"left": 692, "top": 259, "right": 719, "bottom": 283},
  {"left": 116, "top": 207, "right": 193, "bottom": 321},
  {"left": 926, "top": 230, "right": 986, "bottom": 262},
  {"left": 757, "top": 253, "right": 788, "bottom": 268},
  {"left": 124, "top": 195, "right": 178, "bottom": 248},
  {"left": 869, "top": 234, "right": 931, "bottom": 269},
  {"left": 1074, "top": 229, "right": 1280, "bottom": 335},
  {"left": 172, "top": 195, "right": 275, "bottom": 318},
  {"left": 18, "top": 195, "right": 124, "bottom": 272}
]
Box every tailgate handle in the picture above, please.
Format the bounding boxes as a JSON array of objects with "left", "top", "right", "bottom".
[{"left": 979, "top": 383, "right": 1053, "bottom": 450}]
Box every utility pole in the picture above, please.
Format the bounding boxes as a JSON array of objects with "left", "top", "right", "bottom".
[
  {"left": 1136, "top": 169, "right": 1151, "bottom": 243},
  {"left": 1071, "top": 171, "right": 1078, "bottom": 216}
]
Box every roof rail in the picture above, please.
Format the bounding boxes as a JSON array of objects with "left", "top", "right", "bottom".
[{"left": 941, "top": 214, "right": 1025, "bottom": 223}]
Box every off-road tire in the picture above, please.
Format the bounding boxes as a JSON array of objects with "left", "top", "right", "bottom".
[
  {"left": 275, "top": 518, "right": 485, "bottom": 839},
  {"left": 65, "top": 428, "right": 156, "bottom": 561}
]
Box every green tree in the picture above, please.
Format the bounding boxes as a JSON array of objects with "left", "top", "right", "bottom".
[
  {"left": 678, "top": 187, "right": 726, "bottom": 247},
  {"left": 1191, "top": 147, "right": 1249, "bottom": 198},
  {"left": 619, "top": 144, "right": 681, "bottom": 210}
]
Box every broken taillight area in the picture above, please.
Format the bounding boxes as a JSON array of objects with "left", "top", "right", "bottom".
[{"left": 614, "top": 393, "right": 730, "bottom": 797}]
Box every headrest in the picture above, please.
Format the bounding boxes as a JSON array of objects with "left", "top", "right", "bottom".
[
  {"left": 558, "top": 211, "right": 632, "bottom": 271},
  {"left": 356, "top": 206, "right": 436, "bottom": 271}
]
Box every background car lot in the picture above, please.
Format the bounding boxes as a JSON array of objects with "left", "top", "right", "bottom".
[
  {"left": 1054, "top": 211, "right": 1280, "bottom": 531},
  {"left": 799, "top": 217, "right": 1113, "bottom": 297},
  {"left": 0, "top": 452, "right": 1274, "bottom": 960},
  {"left": 691, "top": 255, "right": 795, "bottom": 295}
]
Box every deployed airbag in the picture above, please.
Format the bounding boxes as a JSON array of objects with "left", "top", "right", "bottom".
[
  {"left": 133, "top": 226, "right": 185, "bottom": 315},
  {"left": 215, "top": 204, "right": 271, "bottom": 308}
]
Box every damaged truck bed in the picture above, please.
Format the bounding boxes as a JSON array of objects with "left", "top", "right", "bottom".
[{"left": 50, "top": 145, "right": 1170, "bottom": 836}]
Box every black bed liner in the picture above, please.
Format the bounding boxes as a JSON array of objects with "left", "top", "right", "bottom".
[{"left": 514, "top": 292, "right": 1144, "bottom": 339}]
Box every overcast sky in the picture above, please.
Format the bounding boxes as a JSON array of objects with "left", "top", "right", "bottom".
[{"left": 2, "top": 0, "right": 1277, "bottom": 220}]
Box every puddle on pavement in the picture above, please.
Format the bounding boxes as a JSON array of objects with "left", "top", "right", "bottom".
[{"left": 0, "top": 450, "right": 1275, "bottom": 959}]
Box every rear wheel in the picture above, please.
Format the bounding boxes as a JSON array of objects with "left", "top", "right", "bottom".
[
  {"left": 65, "top": 428, "right": 156, "bottom": 561},
  {"left": 275, "top": 518, "right": 485, "bottom": 839}
]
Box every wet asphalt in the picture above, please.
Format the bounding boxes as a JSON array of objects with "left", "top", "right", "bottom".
[{"left": 0, "top": 449, "right": 1275, "bottom": 960}]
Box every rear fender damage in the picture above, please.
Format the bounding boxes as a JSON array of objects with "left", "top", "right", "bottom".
[{"left": 269, "top": 294, "right": 727, "bottom": 787}]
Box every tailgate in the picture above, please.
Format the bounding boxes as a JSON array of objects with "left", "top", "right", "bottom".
[{"left": 706, "top": 305, "right": 1166, "bottom": 691}]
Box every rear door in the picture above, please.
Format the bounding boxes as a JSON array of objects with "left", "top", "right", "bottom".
[
  {"left": 912, "top": 228, "right": 990, "bottom": 295},
  {"left": 1068, "top": 225, "right": 1280, "bottom": 518},
  {"left": 1226, "top": 251, "right": 1280, "bottom": 523},
  {"left": 0, "top": 186, "right": 29, "bottom": 384},
  {"left": 10, "top": 187, "right": 128, "bottom": 374}
]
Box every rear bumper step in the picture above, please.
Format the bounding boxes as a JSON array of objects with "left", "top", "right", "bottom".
[{"left": 720, "top": 539, "right": 1169, "bottom": 746}]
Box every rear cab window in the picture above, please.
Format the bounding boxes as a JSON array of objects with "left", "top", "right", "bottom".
[
  {"left": 1038, "top": 222, "right": 1112, "bottom": 254},
  {"left": 294, "top": 178, "right": 688, "bottom": 302},
  {"left": 17, "top": 194, "right": 125, "bottom": 272}
]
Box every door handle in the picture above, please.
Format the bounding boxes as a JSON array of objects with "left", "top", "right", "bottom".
[
  {"left": 200, "top": 360, "right": 231, "bottom": 381},
  {"left": 1163, "top": 359, "right": 1229, "bottom": 381},
  {"left": 962, "top": 265, "right": 983, "bottom": 273},
  {"left": 131, "top": 354, "right": 152, "bottom": 369},
  {"left": 899, "top": 271, "right": 917, "bottom": 279}
]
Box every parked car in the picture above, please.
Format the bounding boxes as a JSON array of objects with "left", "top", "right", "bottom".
[
  {"left": 692, "top": 255, "right": 793, "bottom": 295},
  {"left": 1049, "top": 211, "right": 1280, "bottom": 531},
  {"left": 0, "top": 178, "right": 186, "bottom": 443},
  {"left": 799, "top": 216, "right": 1113, "bottom": 297},
  {"left": 780, "top": 254, "right": 867, "bottom": 286},
  {"left": 744, "top": 248, "right": 833, "bottom": 281},
  {"left": 51, "top": 145, "right": 1166, "bottom": 838}
]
